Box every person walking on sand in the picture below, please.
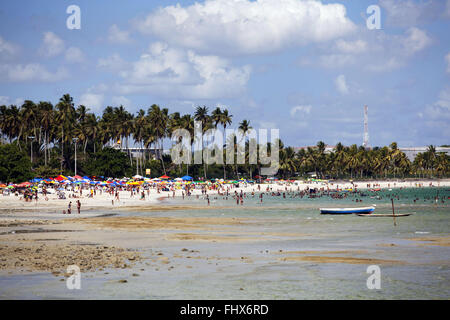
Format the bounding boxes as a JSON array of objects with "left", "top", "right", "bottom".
[
  {"left": 68, "top": 201, "right": 72, "bottom": 214},
  {"left": 77, "top": 200, "right": 81, "bottom": 214}
]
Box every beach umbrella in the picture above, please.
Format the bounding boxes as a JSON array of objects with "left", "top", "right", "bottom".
[
  {"left": 17, "top": 181, "right": 32, "bottom": 187},
  {"left": 0, "top": 184, "right": 7, "bottom": 188},
  {"left": 181, "top": 175, "right": 193, "bottom": 181},
  {"left": 159, "top": 175, "right": 170, "bottom": 179}
]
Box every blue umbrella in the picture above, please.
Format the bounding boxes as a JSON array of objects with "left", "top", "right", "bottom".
[{"left": 181, "top": 175, "right": 193, "bottom": 181}]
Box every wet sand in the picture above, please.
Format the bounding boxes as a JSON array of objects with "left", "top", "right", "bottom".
[
  {"left": 278, "top": 255, "right": 406, "bottom": 265},
  {"left": 0, "top": 181, "right": 449, "bottom": 299},
  {"left": 406, "top": 236, "right": 450, "bottom": 247}
]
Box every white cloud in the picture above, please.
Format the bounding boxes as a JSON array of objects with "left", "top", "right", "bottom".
[
  {"left": 402, "top": 27, "right": 432, "bottom": 54},
  {"left": 334, "top": 39, "right": 367, "bottom": 54},
  {"left": 108, "top": 24, "right": 132, "bottom": 44},
  {"left": 39, "top": 32, "right": 65, "bottom": 57},
  {"left": 380, "top": 0, "right": 448, "bottom": 27},
  {"left": 318, "top": 54, "right": 354, "bottom": 68},
  {"left": 111, "top": 96, "right": 131, "bottom": 108},
  {"left": 365, "top": 57, "right": 404, "bottom": 72},
  {"left": 380, "top": 0, "right": 426, "bottom": 27},
  {"left": 117, "top": 42, "right": 251, "bottom": 99},
  {"left": 0, "top": 63, "right": 68, "bottom": 82},
  {"left": 435, "top": 86, "right": 450, "bottom": 110},
  {"left": 97, "top": 53, "right": 128, "bottom": 72},
  {"left": 446, "top": 52, "right": 450, "bottom": 73},
  {"left": 334, "top": 74, "right": 349, "bottom": 95},
  {"left": 290, "top": 105, "right": 312, "bottom": 117},
  {"left": 80, "top": 92, "right": 104, "bottom": 113},
  {"left": 0, "top": 96, "right": 23, "bottom": 106},
  {"left": 65, "top": 47, "right": 85, "bottom": 63},
  {"left": 419, "top": 86, "right": 450, "bottom": 126},
  {"left": 418, "top": 86, "right": 450, "bottom": 139},
  {"left": 0, "top": 96, "right": 8, "bottom": 105},
  {"left": 300, "top": 26, "right": 432, "bottom": 73},
  {"left": 133, "top": 0, "right": 356, "bottom": 55},
  {"left": 0, "top": 36, "right": 19, "bottom": 59}
]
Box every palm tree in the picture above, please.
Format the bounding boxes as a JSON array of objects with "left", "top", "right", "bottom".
[
  {"left": 55, "top": 94, "right": 76, "bottom": 172},
  {"left": 219, "top": 109, "right": 232, "bottom": 179},
  {"left": 435, "top": 152, "right": 449, "bottom": 177},
  {"left": 3, "top": 105, "right": 21, "bottom": 144},
  {"left": 279, "top": 146, "right": 296, "bottom": 178},
  {"left": 39, "top": 101, "right": 54, "bottom": 166},
  {"left": 133, "top": 109, "right": 148, "bottom": 176},
  {"left": 334, "top": 142, "right": 346, "bottom": 178},
  {"left": 238, "top": 120, "right": 251, "bottom": 136},
  {"left": 180, "top": 114, "right": 195, "bottom": 175},
  {"left": 316, "top": 141, "right": 326, "bottom": 178},
  {"left": 425, "top": 145, "right": 437, "bottom": 177},
  {"left": 148, "top": 104, "right": 169, "bottom": 175},
  {"left": 85, "top": 113, "right": 99, "bottom": 153},
  {"left": 194, "top": 106, "right": 211, "bottom": 179},
  {"left": 211, "top": 107, "right": 222, "bottom": 128}
]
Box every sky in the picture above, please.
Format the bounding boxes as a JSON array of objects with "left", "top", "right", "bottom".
[{"left": 0, "top": 0, "right": 449, "bottom": 148}]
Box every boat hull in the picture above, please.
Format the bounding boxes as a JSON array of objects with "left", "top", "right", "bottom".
[
  {"left": 356, "top": 213, "right": 411, "bottom": 217},
  {"left": 320, "top": 207, "right": 375, "bottom": 214}
]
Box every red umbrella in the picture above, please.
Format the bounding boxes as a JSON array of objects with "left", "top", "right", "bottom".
[
  {"left": 17, "top": 181, "right": 32, "bottom": 187},
  {"left": 159, "top": 175, "right": 170, "bottom": 179},
  {"left": 54, "top": 175, "right": 67, "bottom": 182}
]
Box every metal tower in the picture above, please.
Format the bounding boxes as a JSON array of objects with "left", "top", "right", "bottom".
[{"left": 363, "top": 105, "right": 369, "bottom": 149}]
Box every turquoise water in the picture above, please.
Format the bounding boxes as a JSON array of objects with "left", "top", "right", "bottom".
[{"left": 1, "top": 187, "right": 449, "bottom": 299}]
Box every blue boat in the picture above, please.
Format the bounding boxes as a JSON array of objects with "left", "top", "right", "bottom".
[{"left": 320, "top": 206, "right": 375, "bottom": 215}]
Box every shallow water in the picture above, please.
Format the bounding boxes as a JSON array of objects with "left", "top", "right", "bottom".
[{"left": 1, "top": 187, "right": 449, "bottom": 299}]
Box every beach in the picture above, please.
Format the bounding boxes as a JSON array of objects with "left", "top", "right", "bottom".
[{"left": 0, "top": 179, "right": 449, "bottom": 299}]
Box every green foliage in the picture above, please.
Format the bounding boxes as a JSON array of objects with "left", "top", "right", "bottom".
[
  {"left": 82, "top": 147, "right": 131, "bottom": 178},
  {"left": 1, "top": 94, "right": 448, "bottom": 180},
  {"left": 33, "top": 165, "right": 62, "bottom": 178},
  {"left": 0, "top": 144, "right": 33, "bottom": 183}
]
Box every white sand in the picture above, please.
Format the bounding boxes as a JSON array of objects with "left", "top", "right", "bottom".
[{"left": 0, "top": 179, "right": 448, "bottom": 217}]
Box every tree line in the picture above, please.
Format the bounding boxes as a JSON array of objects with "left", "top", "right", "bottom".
[{"left": 0, "top": 94, "right": 448, "bottom": 182}]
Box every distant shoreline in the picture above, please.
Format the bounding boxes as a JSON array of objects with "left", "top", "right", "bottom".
[{"left": 0, "top": 179, "right": 448, "bottom": 218}]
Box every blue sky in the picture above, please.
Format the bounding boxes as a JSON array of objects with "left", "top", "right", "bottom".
[{"left": 0, "top": 0, "right": 449, "bottom": 148}]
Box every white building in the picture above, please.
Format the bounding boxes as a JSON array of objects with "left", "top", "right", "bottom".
[{"left": 399, "top": 147, "right": 450, "bottom": 161}]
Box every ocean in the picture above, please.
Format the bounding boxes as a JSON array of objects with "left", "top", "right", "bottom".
[{"left": 1, "top": 187, "right": 449, "bottom": 299}]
